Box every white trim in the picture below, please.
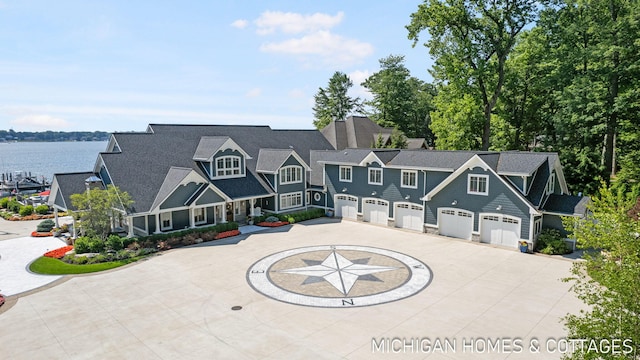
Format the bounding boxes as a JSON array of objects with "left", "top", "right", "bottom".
[
  {"left": 368, "top": 168, "right": 383, "bottom": 186},
  {"left": 257, "top": 150, "right": 312, "bottom": 173},
  {"left": 306, "top": 192, "right": 310, "bottom": 205},
  {"left": 279, "top": 165, "right": 303, "bottom": 185},
  {"left": 467, "top": 174, "right": 489, "bottom": 196},
  {"left": 193, "top": 137, "right": 252, "bottom": 161},
  {"left": 280, "top": 191, "right": 303, "bottom": 210},
  {"left": 401, "top": 170, "right": 418, "bottom": 189},
  {"left": 437, "top": 207, "right": 474, "bottom": 240},
  {"left": 339, "top": 166, "right": 352, "bottom": 182},
  {"left": 313, "top": 192, "right": 321, "bottom": 202},
  {"left": 192, "top": 184, "right": 231, "bottom": 205},
  {"left": 479, "top": 212, "right": 522, "bottom": 244},
  {"left": 150, "top": 168, "right": 210, "bottom": 212},
  {"left": 422, "top": 155, "right": 540, "bottom": 215},
  {"left": 106, "top": 134, "right": 121, "bottom": 153},
  {"left": 214, "top": 155, "right": 243, "bottom": 179},
  {"left": 359, "top": 152, "right": 386, "bottom": 167}
]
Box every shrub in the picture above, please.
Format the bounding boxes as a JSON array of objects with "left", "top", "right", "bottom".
[
  {"left": 19, "top": 205, "right": 34, "bottom": 217},
  {"left": 75, "top": 236, "right": 104, "bottom": 254},
  {"left": 37, "top": 219, "right": 56, "bottom": 232},
  {"left": 265, "top": 216, "right": 280, "bottom": 223},
  {"left": 105, "top": 234, "right": 124, "bottom": 251},
  {"left": 35, "top": 204, "right": 49, "bottom": 215},
  {"left": 0, "top": 197, "right": 9, "bottom": 209},
  {"left": 7, "top": 199, "right": 21, "bottom": 213},
  {"left": 535, "top": 228, "right": 571, "bottom": 255}
]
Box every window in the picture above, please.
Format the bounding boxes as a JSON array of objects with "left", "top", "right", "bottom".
[
  {"left": 339, "top": 166, "right": 352, "bottom": 182},
  {"left": 216, "top": 156, "right": 242, "bottom": 177},
  {"left": 314, "top": 193, "right": 321, "bottom": 202},
  {"left": 401, "top": 170, "right": 417, "bottom": 189},
  {"left": 280, "top": 192, "right": 303, "bottom": 210},
  {"left": 234, "top": 201, "right": 243, "bottom": 216},
  {"left": 546, "top": 174, "right": 555, "bottom": 195},
  {"left": 160, "top": 212, "right": 172, "bottom": 231},
  {"left": 534, "top": 218, "right": 542, "bottom": 236},
  {"left": 306, "top": 192, "right": 310, "bottom": 204},
  {"left": 468, "top": 174, "right": 489, "bottom": 195},
  {"left": 194, "top": 207, "right": 206, "bottom": 225},
  {"left": 280, "top": 166, "right": 302, "bottom": 185},
  {"left": 368, "top": 168, "right": 383, "bottom": 185}
]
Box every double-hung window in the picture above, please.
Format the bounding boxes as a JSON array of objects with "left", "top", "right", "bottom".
[
  {"left": 339, "top": 166, "right": 352, "bottom": 182},
  {"left": 401, "top": 170, "right": 417, "bottom": 189},
  {"left": 467, "top": 174, "right": 489, "bottom": 195},
  {"left": 216, "top": 156, "right": 241, "bottom": 177},
  {"left": 368, "top": 168, "right": 383, "bottom": 185},
  {"left": 280, "top": 192, "right": 302, "bottom": 210},
  {"left": 280, "top": 166, "right": 302, "bottom": 185},
  {"left": 160, "top": 212, "right": 172, "bottom": 231},
  {"left": 194, "top": 208, "right": 206, "bottom": 225}
]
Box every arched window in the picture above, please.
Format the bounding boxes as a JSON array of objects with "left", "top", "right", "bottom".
[{"left": 279, "top": 166, "right": 302, "bottom": 184}]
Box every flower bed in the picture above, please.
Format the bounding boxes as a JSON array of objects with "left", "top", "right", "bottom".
[
  {"left": 5, "top": 213, "right": 61, "bottom": 221},
  {"left": 44, "top": 245, "right": 74, "bottom": 259},
  {"left": 214, "top": 229, "right": 241, "bottom": 240},
  {"left": 31, "top": 231, "right": 53, "bottom": 237},
  {"left": 257, "top": 221, "right": 290, "bottom": 227}
]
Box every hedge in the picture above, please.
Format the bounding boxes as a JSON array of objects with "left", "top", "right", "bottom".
[{"left": 252, "top": 208, "right": 325, "bottom": 225}]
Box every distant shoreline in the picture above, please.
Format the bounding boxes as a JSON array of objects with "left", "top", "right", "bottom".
[{"left": 0, "top": 130, "right": 109, "bottom": 142}]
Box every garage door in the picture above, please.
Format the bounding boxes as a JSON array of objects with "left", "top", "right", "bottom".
[
  {"left": 480, "top": 214, "right": 521, "bottom": 248},
  {"left": 334, "top": 195, "right": 358, "bottom": 220},
  {"left": 363, "top": 198, "right": 389, "bottom": 226},
  {"left": 438, "top": 208, "right": 473, "bottom": 240},
  {"left": 395, "top": 203, "right": 424, "bottom": 232}
]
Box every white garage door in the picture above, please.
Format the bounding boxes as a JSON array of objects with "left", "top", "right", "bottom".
[
  {"left": 334, "top": 195, "right": 358, "bottom": 220},
  {"left": 480, "top": 214, "right": 521, "bottom": 248},
  {"left": 363, "top": 198, "right": 389, "bottom": 226},
  {"left": 395, "top": 203, "right": 424, "bottom": 232},
  {"left": 438, "top": 208, "right": 474, "bottom": 240}
]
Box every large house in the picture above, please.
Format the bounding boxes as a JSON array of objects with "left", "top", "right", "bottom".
[{"left": 49, "top": 118, "right": 587, "bottom": 250}]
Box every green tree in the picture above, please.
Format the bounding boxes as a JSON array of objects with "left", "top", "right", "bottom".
[
  {"left": 430, "top": 85, "right": 484, "bottom": 150},
  {"left": 312, "top": 71, "right": 363, "bottom": 129},
  {"left": 407, "top": 0, "right": 541, "bottom": 150},
  {"left": 70, "top": 185, "right": 134, "bottom": 240},
  {"left": 563, "top": 185, "right": 640, "bottom": 359}
]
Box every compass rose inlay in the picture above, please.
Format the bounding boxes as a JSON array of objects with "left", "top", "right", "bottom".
[{"left": 247, "top": 245, "right": 432, "bottom": 308}]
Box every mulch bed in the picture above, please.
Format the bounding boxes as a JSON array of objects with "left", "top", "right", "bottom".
[
  {"left": 44, "top": 245, "right": 74, "bottom": 259},
  {"left": 256, "top": 221, "right": 290, "bottom": 227},
  {"left": 31, "top": 231, "right": 53, "bottom": 237},
  {"left": 214, "top": 230, "right": 241, "bottom": 240}
]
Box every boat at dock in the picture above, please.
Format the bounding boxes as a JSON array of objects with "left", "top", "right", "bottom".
[{"left": 0, "top": 171, "right": 50, "bottom": 193}]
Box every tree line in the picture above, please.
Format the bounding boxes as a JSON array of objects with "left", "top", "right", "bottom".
[
  {"left": 313, "top": 0, "right": 640, "bottom": 196},
  {"left": 0, "top": 130, "right": 109, "bottom": 142}
]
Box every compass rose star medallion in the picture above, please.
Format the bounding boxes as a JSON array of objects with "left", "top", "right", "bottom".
[{"left": 247, "top": 245, "right": 432, "bottom": 308}]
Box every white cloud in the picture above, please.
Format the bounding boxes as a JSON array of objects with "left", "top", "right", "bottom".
[
  {"left": 260, "top": 30, "right": 373, "bottom": 67},
  {"left": 231, "top": 19, "right": 249, "bottom": 29},
  {"left": 348, "top": 69, "right": 372, "bottom": 99},
  {"left": 10, "top": 115, "right": 71, "bottom": 130},
  {"left": 255, "top": 11, "right": 343, "bottom": 35},
  {"left": 245, "top": 88, "right": 262, "bottom": 97}
]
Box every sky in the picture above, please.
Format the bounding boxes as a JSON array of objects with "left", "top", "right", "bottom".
[{"left": 0, "top": 0, "right": 434, "bottom": 133}]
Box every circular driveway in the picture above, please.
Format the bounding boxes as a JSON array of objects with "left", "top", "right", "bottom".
[{"left": 0, "top": 218, "right": 583, "bottom": 359}]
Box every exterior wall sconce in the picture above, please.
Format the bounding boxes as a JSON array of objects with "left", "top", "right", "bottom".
[
  {"left": 371, "top": 191, "right": 377, "bottom": 196},
  {"left": 405, "top": 195, "right": 410, "bottom": 200},
  {"left": 451, "top": 200, "right": 457, "bottom": 206},
  {"left": 342, "top": 188, "right": 347, "bottom": 193},
  {"left": 496, "top": 205, "right": 502, "bottom": 211}
]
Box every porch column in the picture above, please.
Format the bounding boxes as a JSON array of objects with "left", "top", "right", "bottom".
[
  {"left": 127, "top": 216, "right": 134, "bottom": 238},
  {"left": 189, "top": 207, "right": 195, "bottom": 228},
  {"left": 54, "top": 208, "right": 59, "bottom": 228},
  {"left": 155, "top": 213, "right": 161, "bottom": 233},
  {"left": 250, "top": 198, "right": 256, "bottom": 216},
  {"left": 222, "top": 203, "right": 228, "bottom": 223}
]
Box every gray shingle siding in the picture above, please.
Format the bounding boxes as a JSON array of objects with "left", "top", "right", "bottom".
[
  {"left": 172, "top": 209, "right": 190, "bottom": 230},
  {"left": 506, "top": 176, "right": 524, "bottom": 193},
  {"left": 424, "top": 167, "right": 531, "bottom": 240},
  {"left": 543, "top": 214, "right": 568, "bottom": 236},
  {"left": 195, "top": 188, "right": 225, "bottom": 205},
  {"left": 99, "top": 166, "right": 111, "bottom": 185},
  {"left": 426, "top": 171, "right": 449, "bottom": 193},
  {"left": 148, "top": 215, "right": 156, "bottom": 233}
]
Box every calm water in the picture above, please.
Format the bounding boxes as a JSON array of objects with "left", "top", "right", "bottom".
[{"left": 0, "top": 141, "right": 108, "bottom": 182}]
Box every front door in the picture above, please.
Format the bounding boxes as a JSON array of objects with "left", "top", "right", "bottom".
[{"left": 226, "top": 203, "right": 234, "bottom": 222}]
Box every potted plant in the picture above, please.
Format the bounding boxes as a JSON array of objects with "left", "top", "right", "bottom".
[{"left": 519, "top": 241, "right": 529, "bottom": 253}]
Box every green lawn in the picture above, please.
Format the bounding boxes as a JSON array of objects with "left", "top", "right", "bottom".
[{"left": 29, "top": 256, "right": 138, "bottom": 275}]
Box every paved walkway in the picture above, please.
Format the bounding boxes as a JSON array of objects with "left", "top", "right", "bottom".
[
  {"left": 0, "top": 219, "right": 584, "bottom": 359},
  {"left": 0, "top": 236, "right": 66, "bottom": 296}
]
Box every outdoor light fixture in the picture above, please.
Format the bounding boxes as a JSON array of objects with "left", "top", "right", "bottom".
[
  {"left": 405, "top": 195, "right": 410, "bottom": 200},
  {"left": 451, "top": 200, "right": 458, "bottom": 206},
  {"left": 371, "top": 191, "right": 377, "bottom": 196},
  {"left": 496, "top": 205, "right": 502, "bottom": 211},
  {"left": 342, "top": 188, "right": 347, "bottom": 193}
]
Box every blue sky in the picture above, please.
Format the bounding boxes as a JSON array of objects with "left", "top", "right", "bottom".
[{"left": 0, "top": 0, "right": 433, "bottom": 132}]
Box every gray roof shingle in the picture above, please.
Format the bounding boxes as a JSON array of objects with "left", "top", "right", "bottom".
[
  {"left": 542, "top": 194, "right": 590, "bottom": 216},
  {"left": 52, "top": 171, "right": 100, "bottom": 211},
  {"left": 193, "top": 136, "right": 230, "bottom": 161},
  {"left": 256, "top": 149, "right": 295, "bottom": 173}
]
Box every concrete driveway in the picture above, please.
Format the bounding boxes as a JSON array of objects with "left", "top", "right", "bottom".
[{"left": 0, "top": 218, "right": 583, "bottom": 359}]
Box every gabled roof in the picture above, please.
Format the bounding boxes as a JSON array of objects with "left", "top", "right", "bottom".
[
  {"left": 256, "top": 149, "right": 310, "bottom": 174},
  {"left": 542, "top": 194, "right": 590, "bottom": 217},
  {"left": 386, "top": 150, "right": 475, "bottom": 171},
  {"left": 496, "top": 152, "right": 549, "bottom": 176},
  {"left": 406, "top": 138, "right": 428, "bottom": 149},
  {"left": 192, "top": 136, "right": 251, "bottom": 161},
  {"left": 321, "top": 116, "right": 392, "bottom": 150},
  {"left": 149, "top": 167, "right": 207, "bottom": 212},
  {"left": 48, "top": 172, "right": 99, "bottom": 211}
]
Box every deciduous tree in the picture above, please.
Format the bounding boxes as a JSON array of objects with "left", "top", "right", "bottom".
[{"left": 70, "top": 185, "right": 133, "bottom": 240}]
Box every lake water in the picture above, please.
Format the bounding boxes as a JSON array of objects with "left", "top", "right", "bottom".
[{"left": 0, "top": 141, "right": 108, "bottom": 182}]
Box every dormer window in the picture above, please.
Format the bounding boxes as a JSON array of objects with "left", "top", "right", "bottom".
[
  {"left": 216, "top": 156, "right": 241, "bottom": 177},
  {"left": 546, "top": 173, "right": 555, "bottom": 195},
  {"left": 280, "top": 166, "right": 302, "bottom": 185}
]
